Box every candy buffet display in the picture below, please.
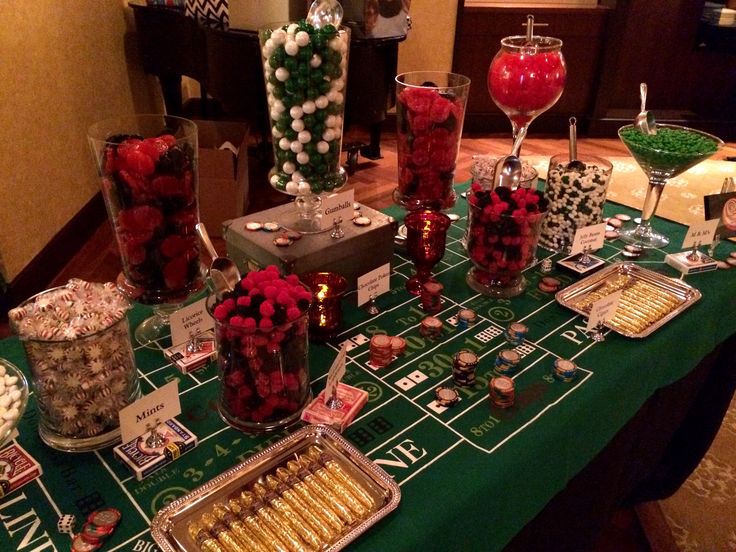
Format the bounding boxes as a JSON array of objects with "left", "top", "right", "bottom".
[
  {"left": 617, "top": 124, "right": 724, "bottom": 248},
  {"left": 9, "top": 279, "right": 140, "bottom": 451},
  {"left": 394, "top": 71, "right": 471, "bottom": 210},
  {"left": 539, "top": 154, "right": 613, "bottom": 253},
  {"left": 208, "top": 266, "right": 314, "bottom": 431}
]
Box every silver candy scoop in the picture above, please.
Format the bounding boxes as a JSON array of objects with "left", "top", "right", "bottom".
[
  {"left": 493, "top": 126, "right": 528, "bottom": 189},
  {"left": 567, "top": 117, "right": 587, "bottom": 171},
  {"left": 307, "top": 0, "right": 343, "bottom": 28},
  {"left": 635, "top": 82, "right": 657, "bottom": 135},
  {"left": 195, "top": 222, "right": 241, "bottom": 298}
]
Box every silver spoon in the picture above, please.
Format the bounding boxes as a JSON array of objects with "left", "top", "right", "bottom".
[
  {"left": 635, "top": 83, "right": 656, "bottom": 135},
  {"left": 307, "top": 0, "right": 343, "bottom": 28},
  {"left": 195, "top": 222, "right": 241, "bottom": 298},
  {"left": 567, "top": 117, "right": 586, "bottom": 171},
  {"left": 492, "top": 126, "right": 528, "bottom": 189}
]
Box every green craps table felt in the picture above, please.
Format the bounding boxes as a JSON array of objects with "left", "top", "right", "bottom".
[{"left": 1, "top": 186, "right": 735, "bottom": 551}]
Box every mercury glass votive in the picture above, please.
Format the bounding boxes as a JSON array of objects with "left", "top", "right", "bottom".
[
  {"left": 404, "top": 210, "right": 451, "bottom": 295},
  {"left": 300, "top": 272, "right": 348, "bottom": 341}
]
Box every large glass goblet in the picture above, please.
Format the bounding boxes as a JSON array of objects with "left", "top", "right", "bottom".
[
  {"left": 487, "top": 35, "right": 566, "bottom": 143},
  {"left": 618, "top": 124, "right": 724, "bottom": 248},
  {"left": 394, "top": 71, "right": 471, "bottom": 211},
  {"left": 88, "top": 114, "right": 204, "bottom": 347},
  {"left": 404, "top": 211, "right": 451, "bottom": 296}
]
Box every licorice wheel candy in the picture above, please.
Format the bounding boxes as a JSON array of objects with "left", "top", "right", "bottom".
[{"left": 435, "top": 387, "right": 459, "bottom": 407}]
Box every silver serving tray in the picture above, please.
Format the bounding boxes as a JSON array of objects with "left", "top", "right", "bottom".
[
  {"left": 555, "top": 262, "right": 701, "bottom": 338},
  {"left": 150, "top": 424, "right": 401, "bottom": 551}
]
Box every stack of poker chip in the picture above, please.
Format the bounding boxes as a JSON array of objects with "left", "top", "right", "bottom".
[
  {"left": 457, "top": 308, "right": 477, "bottom": 330},
  {"left": 434, "top": 386, "right": 460, "bottom": 407},
  {"left": 390, "top": 336, "right": 407, "bottom": 356},
  {"left": 494, "top": 349, "right": 521, "bottom": 376},
  {"left": 452, "top": 350, "right": 479, "bottom": 387},
  {"left": 504, "top": 322, "right": 528, "bottom": 346},
  {"left": 71, "top": 507, "right": 122, "bottom": 551},
  {"left": 419, "top": 316, "right": 443, "bottom": 340},
  {"left": 488, "top": 376, "right": 515, "bottom": 409},
  {"left": 369, "top": 335, "right": 393, "bottom": 368},
  {"left": 420, "top": 282, "right": 443, "bottom": 314},
  {"left": 553, "top": 358, "right": 578, "bottom": 383}
]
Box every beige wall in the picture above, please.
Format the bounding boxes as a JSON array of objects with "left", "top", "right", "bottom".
[
  {"left": 0, "top": 0, "right": 158, "bottom": 282},
  {"left": 397, "top": 0, "right": 458, "bottom": 73}
]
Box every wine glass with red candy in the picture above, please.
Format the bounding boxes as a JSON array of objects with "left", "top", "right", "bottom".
[{"left": 487, "top": 15, "right": 566, "bottom": 144}]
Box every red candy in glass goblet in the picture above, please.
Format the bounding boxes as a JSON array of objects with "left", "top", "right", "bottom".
[
  {"left": 488, "top": 35, "right": 566, "bottom": 141},
  {"left": 404, "top": 211, "right": 452, "bottom": 296}
]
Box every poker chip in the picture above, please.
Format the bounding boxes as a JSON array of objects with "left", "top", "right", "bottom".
[
  {"left": 614, "top": 213, "right": 632, "bottom": 221},
  {"left": 488, "top": 376, "right": 515, "bottom": 409},
  {"left": 727, "top": 257, "right": 736, "bottom": 267},
  {"left": 369, "top": 335, "right": 393, "bottom": 368},
  {"left": 87, "top": 507, "right": 121, "bottom": 529},
  {"left": 80, "top": 522, "right": 110, "bottom": 543},
  {"left": 553, "top": 358, "right": 578, "bottom": 383},
  {"left": 447, "top": 213, "right": 460, "bottom": 221},
  {"left": 504, "top": 322, "right": 527, "bottom": 346},
  {"left": 730, "top": 252, "right": 736, "bottom": 259},
  {"left": 390, "top": 336, "right": 407, "bottom": 355},
  {"left": 419, "top": 316, "right": 443, "bottom": 339},
  {"left": 605, "top": 224, "right": 616, "bottom": 232},
  {"left": 621, "top": 244, "right": 643, "bottom": 259},
  {"left": 245, "top": 221, "right": 263, "bottom": 231},
  {"left": 71, "top": 534, "right": 100, "bottom": 552},
  {"left": 286, "top": 231, "right": 302, "bottom": 241},
  {"left": 274, "top": 236, "right": 292, "bottom": 247},
  {"left": 435, "top": 387, "right": 459, "bottom": 407},
  {"left": 457, "top": 308, "right": 477, "bottom": 329},
  {"left": 494, "top": 349, "right": 520, "bottom": 375},
  {"left": 452, "top": 350, "right": 479, "bottom": 387},
  {"left": 604, "top": 230, "right": 619, "bottom": 240},
  {"left": 421, "top": 282, "right": 443, "bottom": 314},
  {"left": 538, "top": 276, "right": 561, "bottom": 293},
  {"left": 263, "top": 222, "right": 281, "bottom": 232},
  {"left": 353, "top": 209, "right": 362, "bottom": 219},
  {"left": 607, "top": 218, "right": 623, "bottom": 228},
  {"left": 717, "top": 260, "right": 731, "bottom": 270},
  {"left": 353, "top": 216, "right": 371, "bottom": 227}
]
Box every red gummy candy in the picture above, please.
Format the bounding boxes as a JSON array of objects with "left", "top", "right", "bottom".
[
  {"left": 163, "top": 256, "right": 189, "bottom": 290},
  {"left": 117, "top": 205, "right": 163, "bottom": 236},
  {"left": 213, "top": 304, "right": 231, "bottom": 321}
]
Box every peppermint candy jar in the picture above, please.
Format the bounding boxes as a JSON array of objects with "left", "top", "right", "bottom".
[
  {"left": 208, "top": 266, "right": 313, "bottom": 432},
  {"left": 9, "top": 279, "right": 140, "bottom": 452},
  {"left": 539, "top": 155, "right": 613, "bottom": 253},
  {"left": 260, "top": 20, "right": 350, "bottom": 233},
  {"left": 465, "top": 185, "right": 549, "bottom": 298},
  {"left": 394, "top": 71, "right": 471, "bottom": 211}
]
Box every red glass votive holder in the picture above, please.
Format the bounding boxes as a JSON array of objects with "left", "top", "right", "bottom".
[{"left": 300, "top": 272, "right": 348, "bottom": 341}]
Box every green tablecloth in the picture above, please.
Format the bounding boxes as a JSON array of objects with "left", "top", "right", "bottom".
[{"left": 1, "top": 190, "right": 735, "bottom": 551}]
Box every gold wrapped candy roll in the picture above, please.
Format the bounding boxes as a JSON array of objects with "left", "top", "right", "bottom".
[
  {"left": 296, "top": 456, "right": 369, "bottom": 518},
  {"left": 212, "top": 504, "right": 270, "bottom": 552},
  {"left": 306, "top": 447, "right": 375, "bottom": 510},
  {"left": 227, "top": 498, "right": 290, "bottom": 552},
  {"left": 240, "top": 491, "right": 312, "bottom": 552},
  {"left": 286, "top": 460, "right": 357, "bottom": 525},
  {"left": 252, "top": 483, "right": 323, "bottom": 549},
  {"left": 200, "top": 512, "right": 245, "bottom": 552},
  {"left": 274, "top": 468, "right": 345, "bottom": 533},
  {"left": 188, "top": 520, "right": 227, "bottom": 552},
  {"left": 265, "top": 474, "right": 338, "bottom": 542}
]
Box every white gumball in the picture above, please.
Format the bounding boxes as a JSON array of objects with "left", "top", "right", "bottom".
[
  {"left": 297, "top": 181, "right": 311, "bottom": 195},
  {"left": 292, "top": 170, "right": 304, "bottom": 182},
  {"left": 279, "top": 137, "right": 291, "bottom": 151},
  {"left": 297, "top": 152, "right": 310, "bottom": 164},
  {"left": 283, "top": 161, "right": 296, "bottom": 174},
  {"left": 302, "top": 100, "right": 316, "bottom": 114},
  {"left": 290, "top": 105, "right": 304, "bottom": 119},
  {"left": 285, "top": 40, "right": 299, "bottom": 56},
  {"left": 270, "top": 109, "right": 281, "bottom": 121},
  {"left": 315, "top": 95, "right": 329, "bottom": 109},
  {"left": 295, "top": 31, "right": 310, "bottom": 47},
  {"left": 290, "top": 140, "right": 303, "bottom": 153},
  {"left": 310, "top": 54, "right": 322, "bottom": 68},
  {"left": 291, "top": 119, "right": 305, "bottom": 132},
  {"left": 273, "top": 99, "right": 285, "bottom": 113},
  {"left": 270, "top": 174, "right": 280, "bottom": 186},
  {"left": 323, "top": 129, "right": 336, "bottom": 142},
  {"left": 287, "top": 23, "right": 299, "bottom": 35},
  {"left": 285, "top": 180, "right": 299, "bottom": 194},
  {"left": 329, "top": 37, "right": 341, "bottom": 50},
  {"left": 271, "top": 29, "right": 286, "bottom": 45},
  {"left": 317, "top": 141, "right": 329, "bottom": 154},
  {"left": 327, "top": 90, "right": 339, "bottom": 103},
  {"left": 271, "top": 128, "right": 283, "bottom": 139},
  {"left": 263, "top": 38, "right": 275, "bottom": 56},
  {"left": 298, "top": 130, "right": 312, "bottom": 143},
  {"left": 275, "top": 67, "right": 289, "bottom": 82},
  {"left": 326, "top": 115, "right": 337, "bottom": 128}
]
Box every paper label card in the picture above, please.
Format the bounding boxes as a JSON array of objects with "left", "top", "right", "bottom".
[
  {"left": 586, "top": 290, "right": 623, "bottom": 332},
  {"left": 681, "top": 219, "right": 720, "bottom": 249},
  {"left": 356, "top": 263, "right": 391, "bottom": 306},
  {"left": 570, "top": 223, "right": 606, "bottom": 256},
  {"left": 324, "top": 343, "right": 347, "bottom": 403},
  {"left": 169, "top": 298, "right": 214, "bottom": 348},
  {"left": 119, "top": 380, "right": 182, "bottom": 444},
  {"left": 320, "top": 189, "right": 355, "bottom": 230}
]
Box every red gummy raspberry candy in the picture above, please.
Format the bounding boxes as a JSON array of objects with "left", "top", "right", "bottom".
[
  {"left": 259, "top": 318, "right": 274, "bottom": 331},
  {"left": 160, "top": 235, "right": 192, "bottom": 258},
  {"left": 118, "top": 205, "right": 163, "bottom": 236},
  {"left": 213, "top": 303, "right": 231, "bottom": 321},
  {"left": 429, "top": 97, "right": 453, "bottom": 123},
  {"left": 237, "top": 296, "right": 251, "bottom": 308},
  {"left": 163, "top": 256, "right": 189, "bottom": 289},
  {"left": 286, "top": 307, "right": 302, "bottom": 321}
]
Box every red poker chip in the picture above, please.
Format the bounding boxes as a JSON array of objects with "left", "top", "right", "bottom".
[
  {"left": 87, "top": 507, "right": 122, "bottom": 529},
  {"left": 72, "top": 534, "right": 101, "bottom": 552},
  {"left": 80, "top": 523, "right": 110, "bottom": 543}
]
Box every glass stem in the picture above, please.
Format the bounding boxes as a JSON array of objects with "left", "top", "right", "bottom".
[{"left": 640, "top": 178, "right": 667, "bottom": 226}]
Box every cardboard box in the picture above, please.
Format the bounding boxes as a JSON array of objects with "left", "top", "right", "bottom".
[
  {"left": 224, "top": 202, "right": 396, "bottom": 290},
  {"left": 196, "top": 120, "right": 250, "bottom": 237}
]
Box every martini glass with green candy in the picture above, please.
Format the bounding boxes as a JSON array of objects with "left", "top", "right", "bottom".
[{"left": 618, "top": 124, "right": 723, "bottom": 248}]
